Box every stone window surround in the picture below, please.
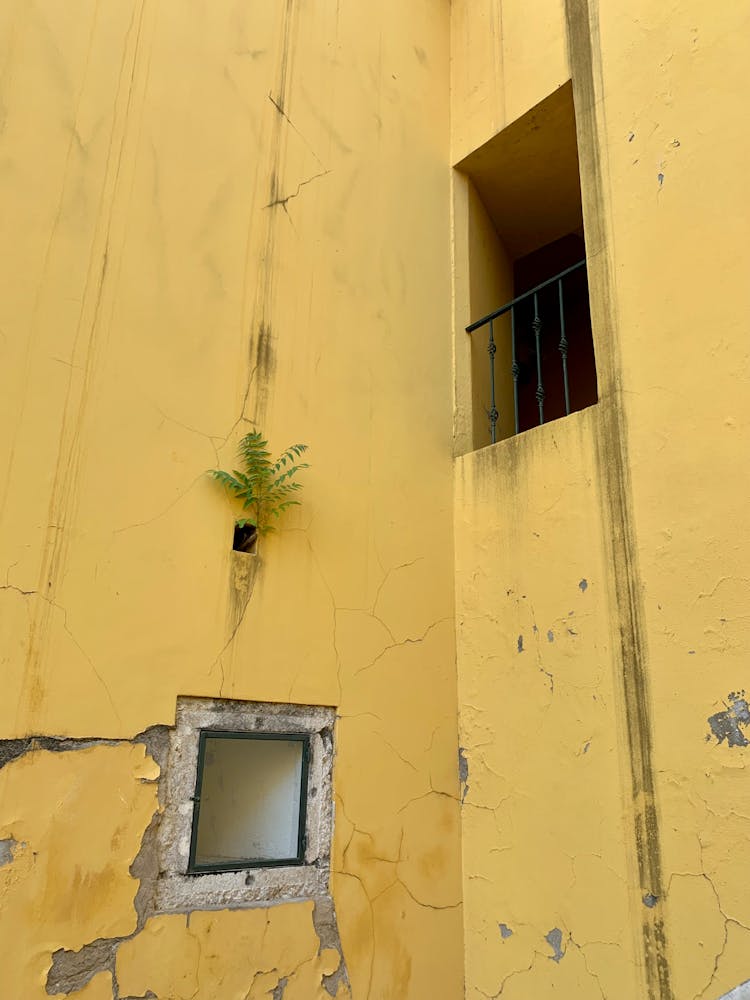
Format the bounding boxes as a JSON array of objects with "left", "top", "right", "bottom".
[{"left": 155, "top": 697, "right": 336, "bottom": 913}]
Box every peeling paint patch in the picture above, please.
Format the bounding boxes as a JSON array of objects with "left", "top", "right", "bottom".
[
  {"left": 458, "top": 747, "right": 469, "bottom": 803},
  {"left": 658, "top": 171, "right": 665, "bottom": 186},
  {"left": 578, "top": 578, "right": 588, "bottom": 592},
  {"left": 0, "top": 836, "right": 18, "bottom": 866},
  {"left": 517, "top": 634, "right": 523, "bottom": 653},
  {"left": 498, "top": 923, "right": 513, "bottom": 939},
  {"left": 546, "top": 629, "right": 554, "bottom": 642},
  {"left": 643, "top": 893, "right": 658, "bottom": 908},
  {"left": 545, "top": 927, "right": 565, "bottom": 962},
  {"left": 707, "top": 692, "right": 750, "bottom": 748}
]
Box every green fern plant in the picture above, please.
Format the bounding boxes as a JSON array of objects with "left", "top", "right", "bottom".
[{"left": 210, "top": 431, "right": 309, "bottom": 546}]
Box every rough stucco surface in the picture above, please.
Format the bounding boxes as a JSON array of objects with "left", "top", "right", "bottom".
[
  {"left": 454, "top": 409, "right": 640, "bottom": 999},
  {"left": 0, "top": 0, "right": 462, "bottom": 997}
]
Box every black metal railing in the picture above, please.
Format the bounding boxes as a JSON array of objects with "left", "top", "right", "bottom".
[{"left": 466, "top": 259, "right": 587, "bottom": 443}]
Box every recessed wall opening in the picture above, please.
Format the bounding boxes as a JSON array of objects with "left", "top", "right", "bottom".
[
  {"left": 456, "top": 82, "right": 598, "bottom": 449},
  {"left": 232, "top": 522, "right": 257, "bottom": 553},
  {"left": 188, "top": 731, "right": 309, "bottom": 872}
]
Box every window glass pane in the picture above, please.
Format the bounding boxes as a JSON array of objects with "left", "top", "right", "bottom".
[{"left": 193, "top": 735, "right": 304, "bottom": 868}]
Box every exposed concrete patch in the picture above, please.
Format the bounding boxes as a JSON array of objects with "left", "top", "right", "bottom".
[
  {"left": 0, "top": 837, "right": 18, "bottom": 866},
  {"left": 498, "top": 922, "right": 513, "bottom": 939},
  {"left": 458, "top": 747, "right": 469, "bottom": 803},
  {"left": 579, "top": 578, "right": 588, "bottom": 591},
  {"left": 643, "top": 893, "right": 658, "bottom": 908},
  {"left": 272, "top": 976, "right": 289, "bottom": 999},
  {"left": 47, "top": 938, "right": 119, "bottom": 996},
  {"left": 0, "top": 726, "right": 168, "bottom": 772},
  {"left": 0, "top": 736, "right": 119, "bottom": 770},
  {"left": 707, "top": 692, "right": 750, "bottom": 748},
  {"left": 545, "top": 927, "right": 566, "bottom": 962},
  {"left": 517, "top": 634, "right": 523, "bottom": 653},
  {"left": 719, "top": 981, "right": 750, "bottom": 1000},
  {"left": 313, "top": 896, "right": 350, "bottom": 996}
]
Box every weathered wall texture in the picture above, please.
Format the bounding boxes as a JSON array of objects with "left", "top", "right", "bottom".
[
  {"left": 0, "top": 1, "right": 462, "bottom": 997},
  {"left": 585, "top": 1, "right": 750, "bottom": 996},
  {"left": 454, "top": 411, "right": 640, "bottom": 999},
  {"left": 452, "top": 0, "right": 750, "bottom": 998}
]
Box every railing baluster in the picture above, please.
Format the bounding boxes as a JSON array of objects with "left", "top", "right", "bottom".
[
  {"left": 558, "top": 279, "right": 570, "bottom": 415},
  {"left": 465, "top": 259, "right": 586, "bottom": 439},
  {"left": 533, "top": 292, "right": 545, "bottom": 425},
  {"left": 510, "top": 306, "right": 520, "bottom": 435},
  {"left": 488, "top": 319, "right": 498, "bottom": 443}
]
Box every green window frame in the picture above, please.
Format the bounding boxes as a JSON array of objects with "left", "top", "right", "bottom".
[{"left": 187, "top": 730, "right": 311, "bottom": 874}]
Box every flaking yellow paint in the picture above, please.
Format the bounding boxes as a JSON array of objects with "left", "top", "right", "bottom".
[{"left": 0, "top": 745, "right": 158, "bottom": 998}]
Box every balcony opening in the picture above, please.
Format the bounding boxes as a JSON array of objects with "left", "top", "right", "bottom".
[{"left": 456, "top": 82, "right": 598, "bottom": 449}]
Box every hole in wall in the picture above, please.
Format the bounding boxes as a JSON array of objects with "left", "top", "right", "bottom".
[{"left": 233, "top": 523, "right": 257, "bottom": 553}]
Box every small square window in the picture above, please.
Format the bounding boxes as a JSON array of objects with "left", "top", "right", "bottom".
[
  {"left": 155, "top": 698, "right": 335, "bottom": 912},
  {"left": 188, "top": 731, "right": 310, "bottom": 872}
]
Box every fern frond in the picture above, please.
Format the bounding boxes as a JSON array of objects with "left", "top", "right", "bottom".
[
  {"left": 272, "top": 444, "right": 309, "bottom": 473},
  {"left": 210, "top": 469, "right": 245, "bottom": 496},
  {"left": 211, "top": 433, "right": 309, "bottom": 536},
  {"left": 236, "top": 517, "right": 258, "bottom": 529},
  {"left": 271, "top": 463, "right": 310, "bottom": 486},
  {"left": 273, "top": 500, "right": 301, "bottom": 514}
]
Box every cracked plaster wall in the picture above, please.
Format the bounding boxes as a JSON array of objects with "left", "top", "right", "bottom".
[
  {"left": 586, "top": 1, "right": 750, "bottom": 996},
  {"left": 0, "top": 1, "right": 462, "bottom": 998},
  {"left": 452, "top": 1, "right": 750, "bottom": 998},
  {"left": 454, "top": 410, "right": 640, "bottom": 999}
]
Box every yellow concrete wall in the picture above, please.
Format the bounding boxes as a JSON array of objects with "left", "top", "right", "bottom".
[
  {"left": 450, "top": 0, "right": 569, "bottom": 164},
  {"left": 454, "top": 411, "right": 641, "bottom": 999},
  {"left": 0, "top": 1, "right": 462, "bottom": 998},
  {"left": 586, "top": 1, "right": 750, "bottom": 996},
  {"left": 4, "top": 0, "right": 749, "bottom": 997},
  {"left": 453, "top": 0, "right": 750, "bottom": 998}
]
